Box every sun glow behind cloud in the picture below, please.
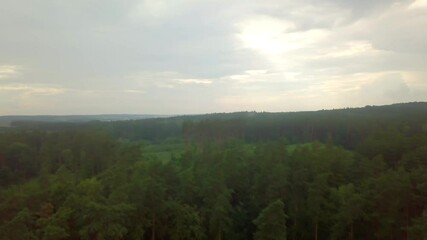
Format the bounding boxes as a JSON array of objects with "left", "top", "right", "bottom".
[
  {"left": 409, "top": 0, "right": 427, "bottom": 9},
  {"left": 237, "top": 16, "right": 298, "bottom": 55}
]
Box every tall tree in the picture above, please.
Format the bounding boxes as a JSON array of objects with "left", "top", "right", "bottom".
[
  {"left": 253, "top": 199, "right": 287, "bottom": 240},
  {"left": 331, "top": 184, "right": 364, "bottom": 240}
]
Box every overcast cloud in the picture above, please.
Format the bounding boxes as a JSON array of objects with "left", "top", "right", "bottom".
[{"left": 0, "top": 0, "right": 426, "bottom": 115}]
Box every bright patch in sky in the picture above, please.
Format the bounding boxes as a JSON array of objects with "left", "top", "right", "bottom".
[
  {"left": 409, "top": 0, "right": 427, "bottom": 9},
  {"left": 237, "top": 16, "right": 298, "bottom": 54}
]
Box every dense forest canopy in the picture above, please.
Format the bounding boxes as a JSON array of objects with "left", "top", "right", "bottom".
[{"left": 1, "top": 102, "right": 427, "bottom": 239}]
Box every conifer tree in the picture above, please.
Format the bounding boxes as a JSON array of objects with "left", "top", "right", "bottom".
[{"left": 253, "top": 200, "right": 287, "bottom": 240}]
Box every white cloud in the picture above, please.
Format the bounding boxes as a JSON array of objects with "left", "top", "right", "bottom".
[
  {"left": 124, "top": 71, "right": 216, "bottom": 91},
  {"left": 176, "top": 78, "right": 212, "bottom": 85},
  {"left": 316, "top": 41, "right": 385, "bottom": 58},
  {"left": 0, "top": 83, "right": 66, "bottom": 96},
  {"left": 123, "top": 89, "right": 145, "bottom": 94},
  {"left": 0, "top": 65, "right": 21, "bottom": 79},
  {"left": 224, "top": 69, "right": 302, "bottom": 85}
]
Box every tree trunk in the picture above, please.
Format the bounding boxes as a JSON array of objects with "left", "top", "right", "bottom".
[
  {"left": 405, "top": 206, "right": 409, "bottom": 240},
  {"left": 151, "top": 214, "right": 156, "bottom": 240},
  {"left": 350, "top": 222, "right": 354, "bottom": 240},
  {"left": 314, "top": 221, "right": 318, "bottom": 240},
  {"left": 293, "top": 216, "right": 297, "bottom": 240}
]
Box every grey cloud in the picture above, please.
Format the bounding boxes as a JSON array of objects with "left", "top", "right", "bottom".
[
  {"left": 368, "top": 7, "right": 427, "bottom": 55},
  {"left": 1, "top": 0, "right": 267, "bottom": 87},
  {"left": 0, "top": 0, "right": 425, "bottom": 114}
]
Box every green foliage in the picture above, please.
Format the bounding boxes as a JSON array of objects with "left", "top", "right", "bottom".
[
  {"left": 253, "top": 200, "right": 287, "bottom": 240},
  {"left": 330, "top": 184, "right": 364, "bottom": 240},
  {"left": 0, "top": 208, "right": 37, "bottom": 240},
  {"left": 408, "top": 209, "right": 427, "bottom": 239},
  {"left": 1, "top": 103, "right": 427, "bottom": 239},
  {"left": 168, "top": 202, "right": 205, "bottom": 240},
  {"left": 78, "top": 202, "right": 134, "bottom": 240},
  {"left": 36, "top": 205, "right": 71, "bottom": 240}
]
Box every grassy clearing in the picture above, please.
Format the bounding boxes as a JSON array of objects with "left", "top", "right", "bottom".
[{"left": 142, "top": 140, "right": 185, "bottom": 163}]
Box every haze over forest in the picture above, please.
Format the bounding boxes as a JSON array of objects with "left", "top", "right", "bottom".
[{"left": 1, "top": 0, "right": 427, "bottom": 115}]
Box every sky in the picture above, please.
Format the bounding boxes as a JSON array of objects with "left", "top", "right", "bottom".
[{"left": 0, "top": 0, "right": 426, "bottom": 115}]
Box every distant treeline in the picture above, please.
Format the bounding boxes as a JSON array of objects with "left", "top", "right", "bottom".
[
  {"left": 0, "top": 114, "right": 167, "bottom": 127},
  {"left": 12, "top": 102, "right": 427, "bottom": 148}
]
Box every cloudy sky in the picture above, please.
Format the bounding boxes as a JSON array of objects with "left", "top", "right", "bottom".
[{"left": 0, "top": 0, "right": 426, "bottom": 115}]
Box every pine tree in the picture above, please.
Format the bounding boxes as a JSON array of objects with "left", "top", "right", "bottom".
[{"left": 254, "top": 199, "right": 287, "bottom": 240}]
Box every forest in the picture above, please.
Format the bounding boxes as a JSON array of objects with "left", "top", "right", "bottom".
[{"left": 1, "top": 102, "right": 427, "bottom": 240}]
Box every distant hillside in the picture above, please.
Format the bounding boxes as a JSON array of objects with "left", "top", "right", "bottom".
[
  {"left": 0, "top": 114, "right": 169, "bottom": 127},
  {"left": 8, "top": 102, "right": 427, "bottom": 147}
]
